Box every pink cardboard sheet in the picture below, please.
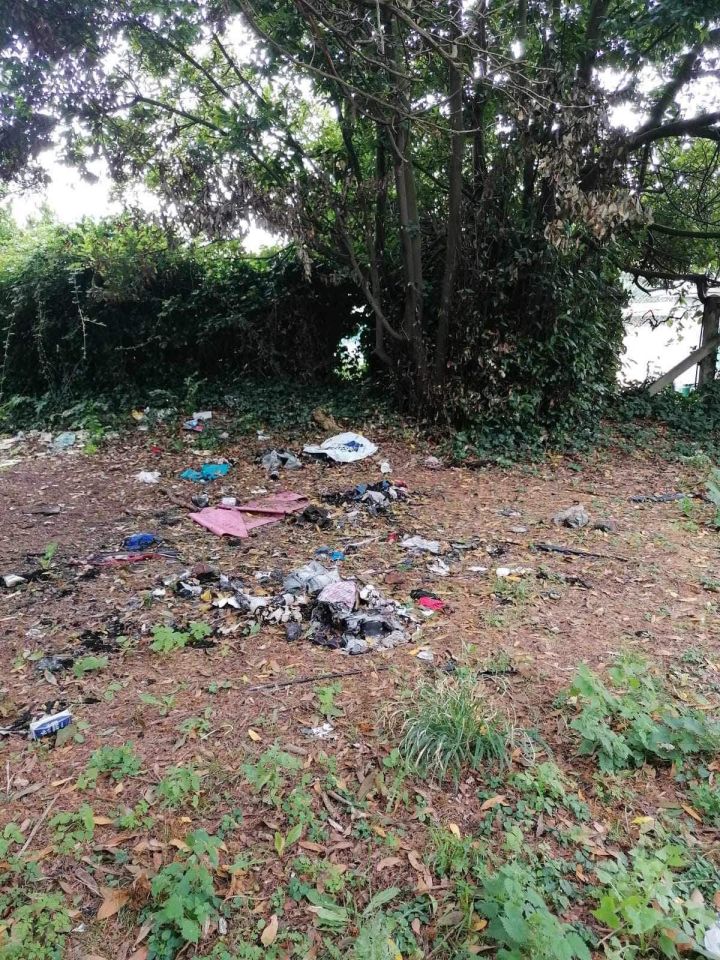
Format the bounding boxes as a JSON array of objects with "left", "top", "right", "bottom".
[{"left": 190, "top": 491, "right": 308, "bottom": 538}]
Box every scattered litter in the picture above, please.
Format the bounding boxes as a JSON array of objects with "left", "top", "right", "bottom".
[
  {"left": 428, "top": 558, "right": 451, "bottom": 577},
  {"left": 286, "top": 622, "right": 303, "bottom": 642},
  {"left": 221, "top": 497, "right": 237, "bottom": 507},
  {"left": 191, "top": 494, "right": 210, "bottom": 509},
  {"left": 345, "top": 637, "right": 369, "bottom": 655},
  {"left": 496, "top": 566, "right": 534, "bottom": 578},
  {"left": 303, "top": 721, "right": 335, "bottom": 739},
  {"left": 324, "top": 480, "right": 406, "bottom": 515},
  {"left": 261, "top": 449, "right": 302, "bottom": 479},
  {"left": 380, "top": 461, "right": 392, "bottom": 474},
  {"left": 416, "top": 596, "right": 445, "bottom": 612},
  {"left": 468, "top": 565, "right": 489, "bottom": 574},
  {"left": 136, "top": 470, "right": 161, "bottom": 484},
  {"left": 30, "top": 709, "right": 73, "bottom": 740},
  {"left": 193, "top": 410, "right": 212, "bottom": 421},
  {"left": 28, "top": 504, "right": 62, "bottom": 516},
  {"left": 183, "top": 418, "right": 205, "bottom": 432},
  {"left": 592, "top": 518, "right": 617, "bottom": 533},
  {"left": 52, "top": 432, "right": 76, "bottom": 451},
  {"left": 316, "top": 579, "right": 357, "bottom": 611},
  {"left": 122, "top": 533, "right": 158, "bottom": 552},
  {"left": 416, "top": 648, "right": 434, "bottom": 663},
  {"left": 86, "top": 546, "right": 179, "bottom": 567},
  {"left": 509, "top": 525, "right": 528, "bottom": 534},
  {"left": 36, "top": 655, "right": 74, "bottom": 674},
  {"left": 304, "top": 432, "right": 378, "bottom": 463},
  {"left": 180, "top": 463, "right": 230, "bottom": 483},
  {"left": 257, "top": 431, "right": 271, "bottom": 441},
  {"left": 500, "top": 507, "right": 522, "bottom": 518},
  {"left": 3, "top": 574, "right": 27, "bottom": 588},
  {"left": 284, "top": 561, "right": 340, "bottom": 595},
  {"left": 316, "top": 547, "right": 345, "bottom": 561},
  {"left": 191, "top": 492, "right": 308, "bottom": 538},
  {"left": 295, "top": 505, "right": 332, "bottom": 528},
  {"left": 423, "top": 456, "right": 443, "bottom": 469},
  {"left": 402, "top": 536, "right": 441, "bottom": 555},
  {"left": 704, "top": 918, "right": 720, "bottom": 959},
  {"left": 553, "top": 505, "right": 590, "bottom": 528}
]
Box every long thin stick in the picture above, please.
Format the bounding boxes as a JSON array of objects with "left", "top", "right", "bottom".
[
  {"left": 533, "top": 542, "right": 630, "bottom": 562},
  {"left": 19, "top": 798, "right": 56, "bottom": 855},
  {"left": 247, "top": 665, "right": 390, "bottom": 692}
]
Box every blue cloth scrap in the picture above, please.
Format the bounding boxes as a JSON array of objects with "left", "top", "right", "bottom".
[{"left": 180, "top": 463, "right": 230, "bottom": 483}]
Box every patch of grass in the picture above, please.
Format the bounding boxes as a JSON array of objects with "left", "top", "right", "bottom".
[
  {"left": 566, "top": 653, "right": 720, "bottom": 772},
  {"left": 77, "top": 743, "right": 142, "bottom": 789},
  {"left": 396, "top": 669, "right": 510, "bottom": 782}
]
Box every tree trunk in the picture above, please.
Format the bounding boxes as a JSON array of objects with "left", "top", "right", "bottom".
[
  {"left": 698, "top": 293, "right": 720, "bottom": 386},
  {"left": 434, "top": 0, "right": 464, "bottom": 384}
]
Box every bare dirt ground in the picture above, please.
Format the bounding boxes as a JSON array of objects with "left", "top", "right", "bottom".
[{"left": 1, "top": 414, "right": 718, "bottom": 960}]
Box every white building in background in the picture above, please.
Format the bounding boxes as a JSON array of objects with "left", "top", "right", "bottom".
[{"left": 621, "top": 279, "right": 703, "bottom": 390}]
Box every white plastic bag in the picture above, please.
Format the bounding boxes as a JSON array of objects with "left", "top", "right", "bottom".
[{"left": 303, "top": 432, "right": 378, "bottom": 463}]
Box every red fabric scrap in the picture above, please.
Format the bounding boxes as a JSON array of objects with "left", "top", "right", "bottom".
[{"left": 417, "top": 596, "right": 446, "bottom": 611}]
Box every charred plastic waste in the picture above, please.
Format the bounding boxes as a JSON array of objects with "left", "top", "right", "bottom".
[{"left": 323, "top": 480, "right": 407, "bottom": 515}]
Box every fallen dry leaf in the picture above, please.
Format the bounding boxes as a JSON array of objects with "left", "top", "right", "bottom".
[
  {"left": 261, "top": 914, "right": 279, "bottom": 946},
  {"left": 97, "top": 886, "right": 129, "bottom": 920},
  {"left": 480, "top": 795, "right": 507, "bottom": 812},
  {"left": 248, "top": 729, "right": 262, "bottom": 742},
  {"left": 448, "top": 823, "right": 461, "bottom": 839},
  {"left": 681, "top": 804, "right": 702, "bottom": 823}
]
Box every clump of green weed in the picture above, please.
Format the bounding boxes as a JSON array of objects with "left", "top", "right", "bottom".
[
  {"left": 242, "top": 745, "right": 302, "bottom": 807},
  {"left": 396, "top": 669, "right": 510, "bottom": 782},
  {"left": 156, "top": 766, "right": 201, "bottom": 809},
  {"left": 77, "top": 743, "right": 142, "bottom": 788},
  {"left": 144, "top": 830, "right": 222, "bottom": 960},
  {"left": 566, "top": 654, "right": 720, "bottom": 772},
  {"left": 72, "top": 655, "right": 108, "bottom": 678},
  {"left": 150, "top": 621, "right": 212, "bottom": 654},
  {"left": 0, "top": 892, "right": 72, "bottom": 960},
  {"left": 50, "top": 803, "right": 95, "bottom": 853},
  {"left": 688, "top": 781, "right": 720, "bottom": 825},
  {"left": 593, "top": 842, "right": 713, "bottom": 957}
]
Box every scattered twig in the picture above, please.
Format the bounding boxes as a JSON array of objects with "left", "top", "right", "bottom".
[
  {"left": 19, "top": 797, "right": 56, "bottom": 855},
  {"left": 533, "top": 542, "right": 630, "bottom": 562},
  {"left": 247, "top": 666, "right": 391, "bottom": 692}
]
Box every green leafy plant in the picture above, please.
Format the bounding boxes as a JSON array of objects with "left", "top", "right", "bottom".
[
  {"left": 475, "top": 862, "right": 591, "bottom": 960},
  {"left": 156, "top": 766, "right": 201, "bottom": 809},
  {"left": 113, "top": 800, "right": 155, "bottom": 831},
  {"left": 49, "top": 804, "right": 95, "bottom": 853},
  {"left": 396, "top": 669, "right": 510, "bottom": 782},
  {"left": 77, "top": 742, "right": 142, "bottom": 788},
  {"left": 0, "top": 893, "right": 72, "bottom": 960},
  {"left": 593, "top": 843, "right": 713, "bottom": 958},
  {"left": 178, "top": 708, "right": 213, "bottom": 740},
  {"left": 315, "top": 681, "right": 343, "bottom": 719},
  {"left": 566, "top": 654, "right": 720, "bottom": 772},
  {"left": 242, "top": 746, "right": 302, "bottom": 808},
  {"left": 688, "top": 781, "right": 720, "bottom": 826},
  {"left": 140, "top": 692, "right": 177, "bottom": 716},
  {"left": 39, "top": 542, "right": 57, "bottom": 571},
  {"left": 144, "top": 830, "right": 222, "bottom": 960},
  {"left": 150, "top": 621, "right": 212, "bottom": 654},
  {"left": 72, "top": 655, "right": 108, "bottom": 678}
]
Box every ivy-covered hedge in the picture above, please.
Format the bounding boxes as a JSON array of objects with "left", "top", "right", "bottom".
[{"left": 0, "top": 216, "right": 358, "bottom": 397}]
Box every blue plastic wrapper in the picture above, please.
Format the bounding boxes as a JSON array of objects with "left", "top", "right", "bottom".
[{"left": 123, "top": 532, "right": 157, "bottom": 551}]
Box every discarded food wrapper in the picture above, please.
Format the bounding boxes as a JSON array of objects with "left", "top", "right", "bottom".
[
  {"left": 380, "top": 461, "right": 392, "bottom": 474},
  {"left": 283, "top": 561, "right": 340, "bottom": 595},
  {"left": 183, "top": 418, "right": 205, "bottom": 432},
  {"left": 302, "top": 721, "right": 335, "bottom": 739},
  {"left": 316, "top": 547, "right": 345, "bottom": 561},
  {"left": 2, "top": 574, "right": 27, "bottom": 588},
  {"left": 30, "top": 710, "right": 73, "bottom": 740},
  {"left": 123, "top": 532, "right": 157, "bottom": 552},
  {"left": 303, "top": 432, "right": 378, "bottom": 464},
  {"left": 180, "top": 463, "right": 230, "bottom": 483},
  {"left": 402, "top": 536, "right": 441, "bottom": 555},
  {"left": 496, "top": 566, "right": 534, "bottom": 578},
  {"left": 428, "top": 558, "right": 451, "bottom": 577},
  {"left": 193, "top": 410, "right": 212, "bottom": 421},
  {"left": 552, "top": 504, "right": 589, "bottom": 529},
  {"left": 221, "top": 497, "right": 237, "bottom": 507},
  {"left": 136, "top": 470, "right": 161, "bottom": 484},
  {"left": 704, "top": 918, "right": 720, "bottom": 959}
]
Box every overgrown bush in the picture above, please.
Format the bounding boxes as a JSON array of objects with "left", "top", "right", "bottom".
[{"left": 0, "top": 216, "right": 359, "bottom": 399}]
